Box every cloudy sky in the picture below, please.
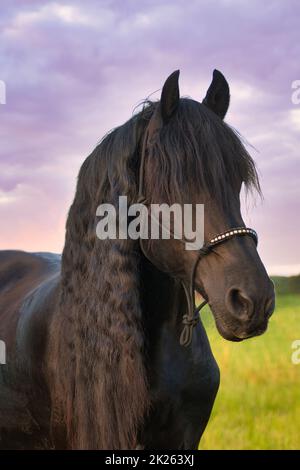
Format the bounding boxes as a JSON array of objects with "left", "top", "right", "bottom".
[{"left": 0, "top": 0, "right": 299, "bottom": 274}]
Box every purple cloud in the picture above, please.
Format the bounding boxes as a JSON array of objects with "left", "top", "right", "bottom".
[{"left": 0, "top": 0, "right": 299, "bottom": 273}]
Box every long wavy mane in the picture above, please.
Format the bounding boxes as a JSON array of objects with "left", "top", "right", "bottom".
[{"left": 49, "top": 102, "right": 155, "bottom": 449}]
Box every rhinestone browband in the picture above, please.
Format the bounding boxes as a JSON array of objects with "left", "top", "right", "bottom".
[{"left": 209, "top": 227, "right": 258, "bottom": 246}]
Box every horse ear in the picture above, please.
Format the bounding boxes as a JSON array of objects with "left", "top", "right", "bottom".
[
  {"left": 160, "top": 70, "right": 180, "bottom": 123},
  {"left": 203, "top": 69, "right": 230, "bottom": 119}
]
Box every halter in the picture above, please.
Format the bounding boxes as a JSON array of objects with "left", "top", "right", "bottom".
[
  {"left": 178, "top": 226, "right": 257, "bottom": 346},
  {"left": 137, "top": 109, "right": 258, "bottom": 347}
]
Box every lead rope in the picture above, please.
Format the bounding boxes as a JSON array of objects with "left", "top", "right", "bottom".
[{"left": 179, "top": 245, "right": 211, "bottom": 347}]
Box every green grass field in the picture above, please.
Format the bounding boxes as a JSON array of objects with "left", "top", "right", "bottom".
[{"left": 199, "top": 294, "right": 300, "bottom": 449}]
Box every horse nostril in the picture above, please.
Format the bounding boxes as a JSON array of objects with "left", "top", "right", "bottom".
[{"left": 226, "top": 287, "right": 254, "bottom": 322}]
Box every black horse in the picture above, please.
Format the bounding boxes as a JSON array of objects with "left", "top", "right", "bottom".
[{"left": 0, "top": 70, "right": 275, "bottom": 449}]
